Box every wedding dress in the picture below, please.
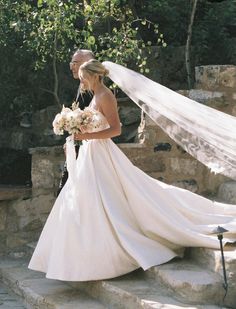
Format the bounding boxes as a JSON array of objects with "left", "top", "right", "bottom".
[{"left": 28, "top": 109, "right": 236, "bottom": 281}]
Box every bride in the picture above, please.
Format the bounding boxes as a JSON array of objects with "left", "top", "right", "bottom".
[{"left": 28, "top": 59, "right": 236, "bottom": 281}]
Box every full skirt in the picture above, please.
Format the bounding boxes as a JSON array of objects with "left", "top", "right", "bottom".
[{"left": 28, "top": 139, "right": 236, "bottom": 281}]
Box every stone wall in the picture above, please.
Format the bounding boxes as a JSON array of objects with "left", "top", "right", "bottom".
[{"left": 0, "top": 192, "right": 55, "bottom": 258}]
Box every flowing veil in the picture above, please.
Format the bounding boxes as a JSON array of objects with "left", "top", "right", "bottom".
[{"left": 103, "top": 61, "right": 236, "bottom": 180}]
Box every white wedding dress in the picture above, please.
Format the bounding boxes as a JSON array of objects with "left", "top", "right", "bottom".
[{"left": 28, "top": 109, "right": 236, "bottom": 281}]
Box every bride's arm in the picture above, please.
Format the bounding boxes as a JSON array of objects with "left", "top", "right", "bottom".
[{"left": 74, "top": 91, "right": 121, "bottom": 140}]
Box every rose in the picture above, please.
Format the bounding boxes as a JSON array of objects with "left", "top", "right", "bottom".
[{"left": 52, "top": 113, "right": 65, "bottom": 135}]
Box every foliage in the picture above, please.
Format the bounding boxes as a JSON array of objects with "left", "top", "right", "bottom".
[
  {"left": 192, "top": 0, "right": 236, "bottom": 65},
  {"left": 0, "top": 0, "right": 165, "bottom": 124},
  {"left": 18, "top": 1, "right": 83, "bottom": 68},
  {"left": 80, "top": 0, "right": 166, "bottom": 72},
  {"left": 133, "top": 0, "right": 236, "bottom": 65},
  {"left": 132, "top": 0, "right": 191, "bottom": 46},
  {"left": 0, "top": 0, "right": 236, "bottom": 126}
]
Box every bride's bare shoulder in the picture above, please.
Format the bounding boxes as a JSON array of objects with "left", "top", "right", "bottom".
[
  {"left": 99, "top": 87, "right": 117, "bottom": 106},
  {"left": 96, "top": 87, "right": 117, "bottom": 117}
]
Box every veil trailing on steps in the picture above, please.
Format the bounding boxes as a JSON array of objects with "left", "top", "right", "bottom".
[{"left": 103, "top": 61, "right": 236, "bottom": 180}]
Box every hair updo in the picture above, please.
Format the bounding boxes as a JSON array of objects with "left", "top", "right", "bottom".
[{"left": 79, "top": 59, "right": 109, "bottom": 78}]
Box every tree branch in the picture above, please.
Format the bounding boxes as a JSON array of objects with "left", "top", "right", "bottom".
[
  {"left": 185, "top": 0, "right": 198, "bottom": 89},
  {"left": 52, "top": 31, "right": 61, "bottom": 108}
]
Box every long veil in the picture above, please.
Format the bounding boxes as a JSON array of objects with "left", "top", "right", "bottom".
[{"left": 103, "top": 61, "right": 236, "bottom": 180}]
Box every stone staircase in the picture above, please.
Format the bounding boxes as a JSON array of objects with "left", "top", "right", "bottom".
[{"left": 0, "top": 241, "right": 235, "bottom": 308}]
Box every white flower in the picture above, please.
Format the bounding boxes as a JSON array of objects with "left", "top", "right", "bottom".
[
  {"left": 52, "top": 105, "right": 105, "bottom": 136},
  {"left": 52, "top": 113, "right": 65, "bottom": 135},
  {"left": 61, "top": 105, "right": 72, "bottom": 116}
]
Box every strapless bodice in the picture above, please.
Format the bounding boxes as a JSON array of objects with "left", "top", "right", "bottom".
[{"left": 85, "top": 109, "right": 110, "bottom": 133}]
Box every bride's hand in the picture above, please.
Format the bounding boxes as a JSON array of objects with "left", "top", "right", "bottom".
[
  {"left": 74, "top": 125, "right": 88, "bottom": 140},
  {"left": 74, "top": 131, "right": 89, "bottom": 141},
  {"left": 74, "top": 132, "right": 84, "bottom": 140},
  {"left": 80, "top": 125, "right": 87, "bottom": 133}
]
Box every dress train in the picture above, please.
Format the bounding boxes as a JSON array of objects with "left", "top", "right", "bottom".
[{"left": 28, "top": 117, "right": 236, "bottom": 281}]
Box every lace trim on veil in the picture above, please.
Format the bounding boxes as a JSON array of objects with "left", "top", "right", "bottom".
[{"left": 103, "top": 61, "right": 236, "bottom": 180}]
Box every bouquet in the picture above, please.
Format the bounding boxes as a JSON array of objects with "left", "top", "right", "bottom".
[{"left": 52, "top": 102, "right": 102, "bottom": 136}]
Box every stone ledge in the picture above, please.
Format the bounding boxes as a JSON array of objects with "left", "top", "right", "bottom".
[
  {"left": 118, "top": 142, "right": 146, "bottom": 149},
  {"left": 29, "top": 143, "right": 147, "bottom": 154},
  {"left": 29, "top": 145, "right": 62, "bottom": 155},
  {"left": 0, "top": 186, "right": 32, "bottom": 201}
]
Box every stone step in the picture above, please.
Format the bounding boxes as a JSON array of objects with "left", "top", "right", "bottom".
[
  {"left": 145, "top": 260, "right": 225, "bottom": 306},
  {"left": 25, "top": 244, "right": 236, "bottom": 308},
  {"left": 190, "top": 244, "right": 236, "bottom": 273},
  {"left": 190, "top": 244, "right": 236, "bottom": 308},
  {"left": 0, "top": 259, "right": 227, "bottom": 309},
  {"left": 0, "top": 259, "right": 107, "bottom": 309},
  {"left": 69, "top": 269, "right": 227, "bottom": 309}
]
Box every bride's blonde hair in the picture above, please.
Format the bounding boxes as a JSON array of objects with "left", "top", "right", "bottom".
[
  {"left": 79, "top": 59, "right": 109, "bottom": 93},
  {"left": 80, "top": 59, "right": 109, "bottom": 78}
]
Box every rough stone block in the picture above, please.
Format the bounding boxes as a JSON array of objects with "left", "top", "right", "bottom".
[
  {"left": 154, "top": 142, "right": 172, "bottom": 152},
  {"left": 0, "top": 234, "right": 7, "bottom": 256},
  {"left": 132, "top": 155, "right": 166, "bottom": 173},
  {"left": 0, "top": 187, "right": 32, "bottom": 201},
  {"left": 231, "top": 104, "right": 236, "bottom": 116},
  {"left": 31, "top": 194, "right": 55, "bottom": 215},
  {"left": 190, "top": 245, "right": 236, "bottom": 308},
  {"left": 6, "top": 207, "right": 18, "bottom": 232},
  {"left": 31, "top": 158, "right": 54, "bottom": 189},
  {"left": 6, "top": 235, "right": 28, "bottom": 249},
  {"left": 119, "top": 105, "right": 141, "bottom": 126},
  {"left": 170, "top": 158, "right": 198, "bottom": 176},
  {"left": 178, "top": 89, "right": 227, "bottom": 107},
  {"left": 21, "top": 218, "right": 43, "bottom": 232},
  {"left": 11, "top": 194, "right": 54, "bottom": 232},
  {"left": 171, "top": 179, "right": 198, "bottom": 193},
  {"left": 0, "top": 207, "right": 7, "bottom": 231},
  {"left": 12, "top": 198, "right": 32, "bottom": 218},
  {"left": 217, "top": 181, "right": 236, "bottom": 204},
  {"left": 147, "top": 261, "right": 224, "bottom": 305},
  {"left": 195, "top": 65, "right": 236, "bottom": 90}
]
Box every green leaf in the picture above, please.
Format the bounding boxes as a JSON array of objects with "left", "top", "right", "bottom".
[
  {"left": 85, "top": 5, "right": 92, "bottom": 12},
  {"left": 87, "top": 35, "right": 96, "bottom": 46},
  {"left": 37, "top": 0, "right": 43, "bottom": 7}
]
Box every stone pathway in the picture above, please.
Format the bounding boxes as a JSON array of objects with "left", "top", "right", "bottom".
[{"left": 0, "top": 281, "right": 25, "bottom": 308}]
